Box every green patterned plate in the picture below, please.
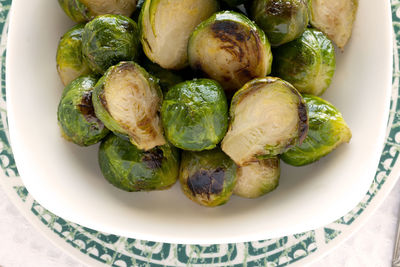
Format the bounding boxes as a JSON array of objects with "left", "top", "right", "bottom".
[{"left": 1, "top": 0, "right": 399, "bottom": 266}]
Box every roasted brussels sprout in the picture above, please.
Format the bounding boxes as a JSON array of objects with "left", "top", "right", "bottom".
[
  {"left": 309, "top": 0, "right": 358, "bottom": 50},
  {"left": 82, "top": 15, "right": 140, "bottom": 74},
  {"left": 221, "top": 77, "right": 308, "bottom": 165},
  {"left": 273, "top": 28, "right": 336, "bottom": 96},
  {"left": 281, "top": 94, "right": 351, "bottom": 166},
  {"left": 58, "top": 0, "right": 137, "bottom": 23},
  {"left": 57, "top": 75, "right": 109, "bottom": 146},
  {"left": 57, "top": 24, "right": 91, "bottom": 86},
  {"left": 161, "top": 79, "right": 228, "bottom": 151},
  {"left": 92, "top": 61, "right": 165, "bottom": 151},
  {"left": 234, "top": 157, "right": 280, "bottom": 198},
  {"left": 99, "top": 134, "right": 180, "bottom": 192},
  {"left": 139, "top": 0, "right": 219, "bottom": 70},
  {"left": 180, "top": 148, "right": 237, "bottom": 207},
  {"left": 250, "top": 0, "right": 309, "bottom": 47},
  {"left": 188, "top": 11, "right": 272, "bottom": 93},
  {"left": 141, "top": 59, "right": 184, "bottom": 92}
]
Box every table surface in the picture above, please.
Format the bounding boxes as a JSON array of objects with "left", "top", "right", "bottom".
[{"left": 0, "top": 179, "right": 399, "bottom": 267}]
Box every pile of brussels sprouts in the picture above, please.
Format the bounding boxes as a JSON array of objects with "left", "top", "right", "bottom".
[{"left": 56, "top": 0, "right": 357, "bottom": 207}]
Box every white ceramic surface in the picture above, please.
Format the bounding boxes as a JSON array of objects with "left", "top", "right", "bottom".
[{"left": 5, "top": 0, "right": 393, "bottom": 244}]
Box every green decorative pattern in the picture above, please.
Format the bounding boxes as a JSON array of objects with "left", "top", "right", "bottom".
[{"left": 0, "top": 1, "right": 399, "bottom": 266}]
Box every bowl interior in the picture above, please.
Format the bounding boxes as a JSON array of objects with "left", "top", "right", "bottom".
[{"left": 6, "top": 0, "right": 393, "bottom": 244}]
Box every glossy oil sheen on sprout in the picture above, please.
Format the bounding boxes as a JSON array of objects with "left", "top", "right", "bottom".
[
  {"left": 273, "top": 28, "right": 336, "bottom": 96},
  {"left": 251, "top": 0, "right": 309, "bottom": 46},
  {"left": 161, "top": 79, "right": 228, "bottom": 151},
  {"left": 56, "top": 24, "right": 92, "bottom": 86},
  {"left": 57, "top": 75, "right": 109, "bottom": 146},
  {"left": 58, "top": 0, "right": 137, "bottom": 23},
  {"left": 221, "top": 77, "right": 308, "bottom": 165},
  {"left": 179, "top": 148, "right": 237, "bottom": 207},
  {"left": 98, "top": 134, "right": 180, "bottom": 192},
  {"left": 188, "top": 11, "right": 272, "bottom": 93},
  {"left": 281, "top": 94, "right": 352, "bottom": 166},
  {"left": 82, "top": 14, "right": 140, "bottom": 74}
]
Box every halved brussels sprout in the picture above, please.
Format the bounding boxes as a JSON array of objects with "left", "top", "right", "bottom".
[
  {"left": 99, "top": 134, "right": 180, "bottom": 192},
  {"left": 57, "top": 75, "right": 109, "bottom": 146},
  {"left": 281, "top": 94, "right": 351, "bottom": 166},
  {"left": 57, "top": 24, "right": 92, "bottom": 86},
  {"left": 273, "top": 28, "right": 336, "bottom": 96},
  {"left": 180, "top": 148, "right": 237, "bottom": 207},
  {"left": 188, "top": 11, "right": 272, "bottom": 93},
  {"left": 221, "top": 77, "right": 308, "bottom": 165},
  {"left": 234, "top": 157, "right": 280, "bottom": 198},
  {"left": 309, "top": 0, "right": 358, "bottom": 50},
  {"left": 82, "top": 15, "right": 140, "bottom": 74},
  {"left": 250, "top": 0, "right": 309, "bottom": 47},
  {"left": 58, "top": 0, "right": 137, "bottom": 23},
  {"left": 161, "top": 79, "right": 228, "bottom": 151},
  {"left": 92, "top": 61, "right": 166, "bottom": 151},
  {"left": 141, "top": 59, "right": 184, "bottom": 92},
  {"left": 139, "top": 0, "right": 219, "bottom": 70}
]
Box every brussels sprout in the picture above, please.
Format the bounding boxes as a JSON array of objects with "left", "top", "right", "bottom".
[
  {"left": 56, "top": 24, "right": 92, "bottom": 86},
  {"left": 250, "top": 0, "right": 308, "bottom": 47},
  {"left": 234, "top": 157, "right": 280, "bottom": 198},
  {"left": 281, "top": 95, "right": 351, "bottom": 166},
  {"left": 273, "top": 28, "right": 336, "bottom": 96},
  {"left": 180, "top": 148, "right": 237, "bottom": 207},
  {"left": 188, "top": 11, "right": 272, "bottom": 93},
  {"left": 99, "top": 134, "right": 180, "bottom": 192},
  {"left": 161, "top": 79, "right": 228, "bottom": 151},
  {"left": 92, "top": 61, "right": 166, "bottom": 151},
  {"left": 141, "top": 59, "right": 184, "bottom": 92},
  {"left": 58, "top": 0, "right": 137, "bottom": 23},
  {"left": 139, "top": 0, "right": 219, "bottom": 70},
  {"left": 57, "top": 75, "right": 109, "bottom": 146},
  {"left": 82, "top": 15, "right": 140, "bottom": 74},
  {"left": 309, "top": 0, "right": 358, "bottom": 50},
  {"left": 221, "top": 77, "right": 308, "bottom": 165}
]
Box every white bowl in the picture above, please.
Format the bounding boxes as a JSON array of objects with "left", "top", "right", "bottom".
[{"left": 6, "top": 0, "right": 393, "bottom": 244}]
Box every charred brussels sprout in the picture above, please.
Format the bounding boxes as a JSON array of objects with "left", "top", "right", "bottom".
[
  {"left": 250, "top": 0, "right": 309, "bottom": 47},
  {"left": 188, "top": 11, "right": 272, "bottom": 93},
  {"left": 58, "top": 0, "right": 137, "bottom": 23},
  {"left": 82, "top": 15, "right": 140, "bottom": 74},
  {"left": 57, "top": 75, "right": 109, "bottom": 146},
  {"left": 139, "top": 0, "right": 219, "bottom": 70},
  {"left": 180, "top": 148, "right": 237, "bottom": 207},
  {"left": 57, "top": 24, "right": 91, "bottom": 86},
  {"left": 142, "top": 59, "right": 184, "bottom": 92},
  {"left": 161, "top": 79, "right": 228, "bottom": 151},
  {"left": 221, "top": 77, "right": 308, "bottom": 165},
  {"left": 309, "top": 0, "right": 358, "bottom": 50},
  {"left": 234, "top": 158, "right": 280, "bottom": 198},
  {"left": 273, "top": 28, "right": 336, "bottom": 96},
  {"left": 92, "top": 61, "right": 166, "bottom": 151},
  {"left": 281, "top": 95, "right": 351, "bottom": 166},
  {"left": 99, "top": 134, "right": 180, "bottom": 192}
]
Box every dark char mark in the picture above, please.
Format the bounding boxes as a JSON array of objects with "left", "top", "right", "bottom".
[
  {"left": 187, "top": 168, "right": 225, "bottom": 198},
  {"left": 78, "top": 91, "right": 101, "bottom": 123},
  {"left": 211, "top": 21, "right": 246, "bottom": 43},
  {"left": 142, "top": 148, "right": 164, "bottom": 169}
]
